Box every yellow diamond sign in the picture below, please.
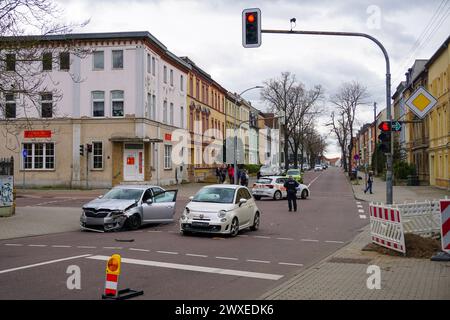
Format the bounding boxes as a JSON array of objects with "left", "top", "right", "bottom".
[{"left": 405, "top": 86, "right": 437, "bottom": 119}]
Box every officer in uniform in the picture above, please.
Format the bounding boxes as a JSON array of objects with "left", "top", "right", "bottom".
[{"left": 284, "top": 175, "right": 299, "bottom": 212}]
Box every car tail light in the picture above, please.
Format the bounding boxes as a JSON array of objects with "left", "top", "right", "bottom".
[{"left": 266, "top": 185, "right": 274, "bottom": 189}]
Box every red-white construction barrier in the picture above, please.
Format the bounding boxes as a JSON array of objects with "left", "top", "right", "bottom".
[
  {"left": 369, "top": 204, "right": 406, "bottom": 254},
  {"left": 440, "top": 200, "right": 450, "bottom": 254}
]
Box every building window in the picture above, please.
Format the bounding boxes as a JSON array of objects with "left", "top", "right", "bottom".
[
  {"left": 180, "top": 75, "right": 184, "bottom": 91},
  {"left": 151, "top": 57, "right": 156, "bottom": 76},
  {"left": 180, "top": 106, "right": 184, "bottom": 128},
  {"left": 5, "top": 93, "right": 16, "bottom": 118},
  {"left": 42, "top": 52, "right": 52, "bottom": 71},
  {"left": 147, "top": 54, "right": 151, "bottom": 73},
  {"left": 92, "top": 91, "right": 105, "bottom": 117},
  {"left": 41, "top": 93, "right": 53, "bottom": 118},
  {"left": 196, "top": 80, "right": 200, "bottom": 99},
  {"left": 22, "top": 143, "right": 55, "bottom": 170},
  {"left": 6, "top": 54, "right": 16, "bottom": 71},
  {"left": 112, "top": 50, "right": 123, "bottom": 69},
  {"left": 111, "top": 90, "right": 124, "bottom": 117},
  {"left": 59, "top": 52, "right": 70, "bottom": 70},
  {"left": 93, "top": 51, "right": 104, "bottom": 70},
  {"left": 190, "top": 76, "right": 193, "bottom": 96},
  {"left": 92, "top": 141, "right": 103, "bottom": 169},
  {"left": 163, "top": 66, "right": 167, "bottom": 83},
  {"left": 164, "top": 145, "right": 172, "bottom": 169},
  {"left": 169, "top": 103, "right": 174, "bottom": 125},
  {"left": 170, "top": 69, "right": 174, "bottom": 86},
  {"left": 163, "top": 100, "right": 168, "bottom": 123},
  {"left": 152, "top": 95, "right": 156, "bottom": 120}
]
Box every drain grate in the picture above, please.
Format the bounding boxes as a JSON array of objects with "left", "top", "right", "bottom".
[{"left": 327, "top": 257, "right": 372, "bottom": 264}]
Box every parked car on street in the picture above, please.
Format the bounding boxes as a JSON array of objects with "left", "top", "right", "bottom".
[
  {"left": 285, "top": 169, "right": 303, "bottom": 183},
  {"left": 180, "top": 185, "right": 260, "bottom": 237},
  {"left": 80, "top": 185, "right": 177, "bottom": 232},
  {"left": 251, "top": 176, "right": 310, "bottom": 200},
  {"left": 259, "top": 165, "right": 282, "bottom": 177},
  {"left": 314, "top": 164, "right": 323, "bottom": 171}
]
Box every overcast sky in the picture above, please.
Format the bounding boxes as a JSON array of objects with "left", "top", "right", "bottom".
[{"left": 57, "top": 0, "right": 450, "bottom": 158}]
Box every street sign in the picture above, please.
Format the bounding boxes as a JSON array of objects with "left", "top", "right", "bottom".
[
  {"left": 22, "top": 150, "right": 27, "bottom": 158},
  {"left": 353, "top": 154, "right": 359, "bottom": 161},
  {"left": 405, "top": 86, "right": 437, "bottom": 119},
  {"left": 391, "top": 121, "right": 402, "bottom": 132}
]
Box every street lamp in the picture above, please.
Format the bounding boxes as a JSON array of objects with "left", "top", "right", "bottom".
[{"left": 233, "top": 86, "right": 263, "bottom": 185}]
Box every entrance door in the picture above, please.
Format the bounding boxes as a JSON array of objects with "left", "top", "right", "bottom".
[{"left": 124, "top": 144, "right": 144, "bottom": 181}]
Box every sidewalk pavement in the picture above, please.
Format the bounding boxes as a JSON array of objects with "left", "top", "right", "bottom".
[{"left": 262, "top": 170, "right": 450, "bottom": 300}]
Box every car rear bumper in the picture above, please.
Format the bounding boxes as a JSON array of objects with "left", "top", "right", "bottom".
[{"left": 180, "top": 219, "right": 230, "bottom": 234}]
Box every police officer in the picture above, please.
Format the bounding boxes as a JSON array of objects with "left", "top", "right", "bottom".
[{"left": 283, "top": 175, "right": 299, "bottom": 212}]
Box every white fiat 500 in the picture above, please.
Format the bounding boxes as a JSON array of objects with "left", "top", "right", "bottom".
[
  {"left": 251, "top": 176, "right": 310, "bottom": 200},
  {"left": 180, "top": 185, "right": 260, "bottom": 237}
]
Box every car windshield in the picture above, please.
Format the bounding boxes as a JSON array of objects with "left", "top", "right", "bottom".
[
  {"left": 192, "top": 187, "right": 236, "bottom": 203},
  {"left": 102, "top": 188, "right": 143, "bottom": 201},
  {"left": 260, "top": 166, "right": 270, "bottom": 170},
  {"left": 287, "top": 170, "right": 299, "bottom": 175},
  {"left": 256, "top": 178, "right": 272, "bottom": 184}
]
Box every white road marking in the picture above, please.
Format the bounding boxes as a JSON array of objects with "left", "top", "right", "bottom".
[
  {"left": 186, "top": 254, "right": 208, "bottom": 258},
  {"left": 87, "top": 255, "right": 283, "bottom": 281},
  {"left": 4, "top": 244, "right": 23, "bottom": 247},
  {"left": 301, "top": 239, "right": 319, "bottom": 242},
  {"left": 358, "top": 209, "right": 365, "bottom": 213},
  {"left": 278, "top": 262, "right": 304, "bottom": 267},
  {"left": 357, "top": 205, "right": 363, "bottom": 208},
  {"left": 103, "top": 247, "right": 123, "bottom": 250},
  {"left": 129, "top": 248, "right": 150, "bottom": 252},
  {"left": 156, "top": 251, "right": 178, "bottom": 255},
  {"left": 28, "top": 244, "right": 47, "bottom": 247},
  {"left": 359, "top": 215, "right": 367, "bottom": 219},
  {"left": 0, "top": 254, "right": 92, "bottom": 274},
  {"left": 77, "top": 246, "right": 96, "bottom": 249},
  {"left": 253, "top": 236, "right": 271, "bottom": 239},
  {"left": 51, "top": 245, "right": 72, "bottom": 248},
  {"left": 325, "top": 240, "right": 345, "bottom": 244},
  {"left": 247, "top": 259, "right": 271, "bottom": 264},
  {"left": 356, "top": 202, "right": 361, "bottom": 205},
  {"left": 276, "top": 237, "right": 294, "bottom": 241},
  {"left": 216, "top": 256, "right": 238, "bottom": 261},
  {"left": 307, "top": 172, "right": 323, "bottom": 188}
]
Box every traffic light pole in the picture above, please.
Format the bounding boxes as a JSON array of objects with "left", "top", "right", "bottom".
[{"left": 261, "top": 29, "right": 393, "bottom": 204}]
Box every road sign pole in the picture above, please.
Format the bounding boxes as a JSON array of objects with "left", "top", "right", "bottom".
[{"left": 260, "top": 28, "right": 393, "bottom": 204}]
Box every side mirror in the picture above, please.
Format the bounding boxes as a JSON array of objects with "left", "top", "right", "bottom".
[
  {"left": 98, "top": 195, "right": 103, "bottom": 199},
  {"left": 189, "top": 196, "right": 194, "bottom": 201},
  {"left": 239, "top": 198, "right": 247, "bottom": 206},
  {"left": 146, "top": 198, "right": 153, "bottom": 204}
]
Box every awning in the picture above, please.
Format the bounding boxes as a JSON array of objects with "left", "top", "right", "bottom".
[{"left": 109, "top": 136, "right": 163, "bottom": 143}]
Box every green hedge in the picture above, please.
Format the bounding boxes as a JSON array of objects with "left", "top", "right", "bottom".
[
  {"left": 243, "top": 164, "right": 262, "bottom": 174},
  {"left": 394, "top": 161, "right": 416, "bottom": 180}
]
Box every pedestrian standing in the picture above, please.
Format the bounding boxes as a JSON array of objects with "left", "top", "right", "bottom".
[
  {"left": 215, "top": 166, "right": 221, "bottom": 184},
  {"left": 364, "top": 171, "right": 374, "bottom": 194},
  {"left": 240, "top": 169, "right": 249, "bottom": 187},
  {"left": 283, "top": 175, "right": 299, "bottom": 212},
  {"left": 228, "top": 165, "right": 234, "bottom": 184}
]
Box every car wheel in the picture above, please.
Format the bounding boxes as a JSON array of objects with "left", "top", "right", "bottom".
[
  {"left": 180, "top": 230, "right": 191, "bottom": 236},
  {"left": 273, "top": 190, "right": 282, "bottom": 201},
  {"left": 254, "top": 195, "right": 261, "bottom": 200},
  {"left": 126, "top": 214, "right": 141, "bottom": 230},
  {"left": 229, "top": 217, "right": 239, "bottom": 237},
  {"left": 250, "top": 212, "right": 260, "bottom": 231},
  {"left": 301, "top": 189, "right": 308, "bottom": 199}
]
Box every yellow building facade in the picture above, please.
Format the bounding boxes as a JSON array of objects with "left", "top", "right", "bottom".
[{"left": 426, "top": 37, "right": 449, "bottom": 189}]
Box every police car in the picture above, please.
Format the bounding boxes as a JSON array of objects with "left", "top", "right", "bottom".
[{"left": 251, "top": 176, "right": 310, "bottom": 200}]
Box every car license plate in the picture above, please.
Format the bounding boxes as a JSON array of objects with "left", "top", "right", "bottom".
[{"left": 192, "top": 221, "right": 209, "bottom": 227}]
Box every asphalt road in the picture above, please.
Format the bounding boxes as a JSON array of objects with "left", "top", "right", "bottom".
[{"left": 0, "top": 167, "right": 369, "bottom": 299}]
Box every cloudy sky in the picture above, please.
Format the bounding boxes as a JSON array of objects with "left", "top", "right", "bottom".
[{"left": 57, "top": 0, "right": 450, "bottom": 157}]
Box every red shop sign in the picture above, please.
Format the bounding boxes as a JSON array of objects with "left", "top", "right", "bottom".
[
  {"left": 164, "top": 133, "right": 172, "bottom": 141},
  {"left": 24, "top": 130, "right": 52, "bottom": 138}
]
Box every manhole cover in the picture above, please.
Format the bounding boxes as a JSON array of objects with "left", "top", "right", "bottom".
[{"left": 327, "top": 257, "right": 372, "bottom": 264}]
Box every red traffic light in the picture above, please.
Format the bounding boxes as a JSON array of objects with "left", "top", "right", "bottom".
[
  {"left": 378, "top": 121, "right": 391, "bottom": 132},
  {"left": 247, "top": 13, "right": 255, "bottom": 23}
]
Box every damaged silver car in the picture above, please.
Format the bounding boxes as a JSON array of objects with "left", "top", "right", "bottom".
[{"left": 80, "top": 185, "right": 177, "bottom": 232}]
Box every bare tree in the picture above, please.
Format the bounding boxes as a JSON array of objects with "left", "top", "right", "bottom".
[
  {"left": 261, "top": 72, "right": 322, "bottom": 169},
  {"left": 329, "top": 81, "right": 369, "bottom": 176},
  {"left": 0, "top": 0, "right": 89, "bottom": 151},
  {"left": 326, "top": 110, "right": 349, "bottom": 172}
]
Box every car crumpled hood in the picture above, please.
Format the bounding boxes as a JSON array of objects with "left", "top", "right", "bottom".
[
  {"left": 83, "top": 198, "right": 137, "bottom": 211},
  {"left": 186, "top": 201, "right": 235, "bottom": 215}
]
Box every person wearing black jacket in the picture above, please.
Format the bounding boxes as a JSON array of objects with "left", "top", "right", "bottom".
[{"left": 283, "top": 176, "right": 299, "bottom": 212}]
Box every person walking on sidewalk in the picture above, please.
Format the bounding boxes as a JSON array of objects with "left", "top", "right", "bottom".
[
  {"left": 284, "top": 175, "right": 299, "bottom": 212},
  {"left": 228, "top": 165, "right": 234, "bottom": 184},
  {"left": 364, "top": 171, "right": 374, "bottom": 194}
]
